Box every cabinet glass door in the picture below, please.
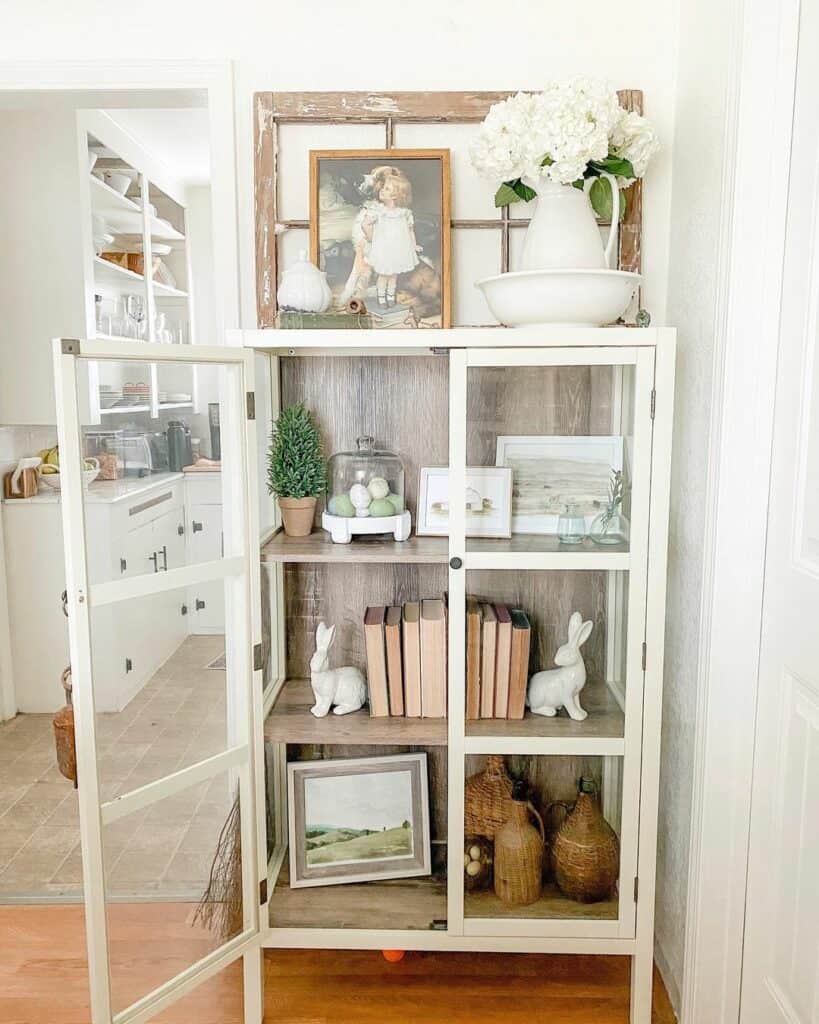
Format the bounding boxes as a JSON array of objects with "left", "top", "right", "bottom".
[
  {"left": 54, "top": 338, "right": 264, "bottom": 1024},
  {"left": 447, "top": 345, "right": 655, "bottom": 939}
]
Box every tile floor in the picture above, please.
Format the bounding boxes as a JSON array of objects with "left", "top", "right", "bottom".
[{"left": 0, "top": 635, "right": 233, "bottom": 901}]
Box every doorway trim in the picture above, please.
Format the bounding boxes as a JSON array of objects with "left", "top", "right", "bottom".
[{"left": 681, "top": 2, "right": 801, "bottom": 1021}]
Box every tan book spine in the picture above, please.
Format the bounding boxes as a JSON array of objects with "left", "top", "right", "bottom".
[
  {"left": 363, "top": 606, "right": 389, "bottom": 718},
  {"left": 508, "top": 609, "right": 531, "bottom": 720},
  {"left": 402, "top": 602, "right": 422, "bottom": 717},
  {"left": 384, "top": 605, "right": 404, "bottom": 716},
  {"left": 480, "top": 603, "right": 497, "bottom": 718},
  {"left": 465, "top": 597, "right": 482, "bottom": 720},
  {"left": 421, "top": 599, "right": 447, "bottom": 718},
  {"left": 493, "top": 604, "right": 512, "bottom": 718}
]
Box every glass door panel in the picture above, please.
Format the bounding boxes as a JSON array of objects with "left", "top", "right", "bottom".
[{"left": 55, "top": 339, "right": 261, "bottom": 1024}]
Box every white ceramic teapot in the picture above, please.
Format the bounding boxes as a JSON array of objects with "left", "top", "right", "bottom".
[
  {"left": 519, "top": 172, "right": 620, "bottom": 271},
  {"left": 277, "top": 250, "right": 332, "bottom": 313}
]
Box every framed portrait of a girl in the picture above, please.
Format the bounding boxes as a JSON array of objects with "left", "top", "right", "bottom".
[{"left": 309, "top": 149, "right": 451, "bottom": 328}]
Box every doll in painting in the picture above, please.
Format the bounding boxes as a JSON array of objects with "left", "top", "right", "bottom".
[{"left": 361, "top": 169, "right": 422, "bottom": 308}]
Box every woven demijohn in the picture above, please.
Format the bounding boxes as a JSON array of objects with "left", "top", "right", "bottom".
[
  {"left": 53, "top": 666, "right": 77, "bottom": 788},
  {"left": 493, "top": 781, "right": 545, "bottom": 907},
  {"left": 551, "top": 777, "right": 619, "bottom": 903},
  {"left": 464, "top": 755, "right": 514, "bottom": 838}
]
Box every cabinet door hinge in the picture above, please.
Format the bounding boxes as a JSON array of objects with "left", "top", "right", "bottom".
[
  {"left": 119, "top": 557, "right": 127, "bottom": 573},
  {"left": 195, "top": 599, "right": 206, "bottom": 611},
  {"left": 650, "top": 389, "right": 656, "bottom": 420},
  {"left": 125, "top": 657, "right": 133, "bottom": 673},
  {"left": 634, "top": 876, "right": 639, "bottom": 902},
  {"left": 246, "top": 391, "right": 256, "bottom": 420},
  {"left": 642, "top": 642, "right": 647, "bottom": 671},
  {"left": 180, "top": 603, "right": 188, "bottom": 616},
  {"left": 259, "top": 878, "right": 268, "bottom": 905},
  {"left": 253, "top": 642, "right": 264, "bottom": 671}
]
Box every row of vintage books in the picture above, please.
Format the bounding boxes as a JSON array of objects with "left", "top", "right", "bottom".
[
  {"left": 466, "top": 599, "right": 532, "bottom": 720},
  {"left": 363, "top": 600, "right": 447, "bottom": 718}
]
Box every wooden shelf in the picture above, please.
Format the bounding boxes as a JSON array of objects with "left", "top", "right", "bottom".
[
  {"left": 264, "top": 679, "right": 448, "bottom": 746},
  {"left": 465, "top": 882, "right": 618, "bottom": 921},
  {"left": 93, "top": 257, "right": 188, "bottom": 298},
  {"left": 90, "top": 175, "right": 185, "bottom": 240},
  {"left": 464, "top": 678, "right": 625, "bottom": 755},
  {"left": 261, "top": 529, "right": 448, "bottom": 564},
  {"left": 100, "top": 404, "right": 150, "bottom": 415},
  {"left": 465, "top": 535, "right": 630, "bottom": 571},
  {"left": 270, "top": 857, "right": 447, "bottom": 931}
]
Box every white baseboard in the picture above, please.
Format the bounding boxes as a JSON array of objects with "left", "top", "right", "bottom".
[{"left": 655, "top": 936, "right": 681, "bottom": 1020}]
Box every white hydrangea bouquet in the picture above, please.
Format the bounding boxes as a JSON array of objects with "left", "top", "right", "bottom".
[{"left": 469, "top": 77, "right": 659, "bottom": 219}]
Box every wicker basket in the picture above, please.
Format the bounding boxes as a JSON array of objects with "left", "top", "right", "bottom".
[
  {"left": 464, "top": 755, "right": 514, "bottom": 838},
  {"left": 493, "top": 782, "right": 545, "bottom": 907},
  {"left": 550, "top": 778, "right": 619, "bottom": 903}
]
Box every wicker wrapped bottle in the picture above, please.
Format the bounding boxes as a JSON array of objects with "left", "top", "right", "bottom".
[
  {"left": 464, "top": 755, "right": 514, "bottom": 838},
  {"left": 493, "top": 781, "right": 545, "bottom": 907},
  {"left": 550, "top": 777, "right": 619, "bottom": 903}
]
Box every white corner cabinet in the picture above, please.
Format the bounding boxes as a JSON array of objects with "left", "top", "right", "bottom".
[
  {"left": 0, "top": 108, "right": 198, "bottom": 426},
  {"left": 54, "top": 326, "right": 674, "bottom": 1024},
  {"left": 3, "top": 471, "right": 223, "bottom": 712}
]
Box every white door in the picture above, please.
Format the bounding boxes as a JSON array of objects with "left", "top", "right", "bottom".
[
  {"left": 740, "top": 3, "right": 819, "bottom": 1018},
  {"left": 54, "top": 338, "right": 266, "bottom": 1024}
]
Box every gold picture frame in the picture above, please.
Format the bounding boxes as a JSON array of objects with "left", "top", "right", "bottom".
[{"left": 308, "top": 149, "right": 451, "bottom": 328}]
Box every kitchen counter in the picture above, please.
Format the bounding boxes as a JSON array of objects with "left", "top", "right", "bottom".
[{"left": 2, "top": 471, "right": 185, "bottom": 506}]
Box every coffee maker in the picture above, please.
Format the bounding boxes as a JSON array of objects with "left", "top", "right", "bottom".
[{"left": 166, "top": 420, "right": 193, "bottom": 471}]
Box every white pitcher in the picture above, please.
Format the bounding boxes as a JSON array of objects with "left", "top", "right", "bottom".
[{"left": 519, "top": 171, "right": 620, "bottom": 271}]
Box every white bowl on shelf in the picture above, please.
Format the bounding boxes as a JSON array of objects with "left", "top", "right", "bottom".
[
  {"left": 475, "top": 268, "right": 641, "bottom": 328},
  {"left": 102, "top": 171, "right": 131, "bottom": 196}
]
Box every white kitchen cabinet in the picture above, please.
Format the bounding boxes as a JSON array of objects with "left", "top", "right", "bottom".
[
  {"left": 184, "top": 472, "right": 225, "bottom": 633},
  {"left": 2, "top": 473, "right": 189, "bottom": 712}
]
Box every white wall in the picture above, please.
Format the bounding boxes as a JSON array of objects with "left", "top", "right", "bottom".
[{"left": 658, "top": 0, "right": 735, "bottom": 1011}]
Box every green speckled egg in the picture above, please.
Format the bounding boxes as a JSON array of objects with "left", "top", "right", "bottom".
[
  {"left": 328, "top": 494, "right": 356, "bottom": 517},
  {"left": 385, "top": 492, "right": 404, "bottom": 512},
  {"left": 369, "top": 498, "right": 395, "bottom": 517}
]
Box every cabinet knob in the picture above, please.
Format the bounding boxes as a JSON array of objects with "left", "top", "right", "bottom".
[
  {"left": 119, "top": 557, "right": 127, "bottom": 573},
  {"left": 177, "top": 524, "right": 185, "bottom": 536},
  {"left": 125, "top": 657, "right": 133, "bottom": 673},
  {"left": 449, "top": 557, "right": 463, "bottom": 570}
]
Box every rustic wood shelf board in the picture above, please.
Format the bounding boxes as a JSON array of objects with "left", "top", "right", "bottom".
[
  {"left": 270, "top": 857, "right": 448, "bottom": 931},
  {"left": 465, "top": 883, "right": 618, "bottom": 921},
  {"left": 265, "top": 679, "right": 448, "bottom": 746},
  {"left": 262, "top": 529, "right": 449, "bottom": 564},
  {"left": 465, "top": 678, "right": 625, "bottom": 743}
]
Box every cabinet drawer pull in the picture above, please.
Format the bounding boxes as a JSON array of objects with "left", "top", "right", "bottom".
[
  {"left": 192, "top": 521, "right": 203, "bottom": 533},
  {"left": 149, "top": 551, "right": 159, "bottom": 572},
  {"left": 159, "top": 545, "right": 168, "bottom": 572},
  {"left": 120, "top": 557, "right": 127, "bottom": 573},
  {"left": 128, "top": 491, "right": 173, "bottom": 517}
]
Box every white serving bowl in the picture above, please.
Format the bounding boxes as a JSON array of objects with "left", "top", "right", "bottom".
[
  {"left": 40, "top": 464, "right": 100, "bottom": 492},
  {"left": 102, "top": 171, "right": 131, "bottom": 196},
  {"left": 476, "top": 268, "right": 642, "bottom": 328}
]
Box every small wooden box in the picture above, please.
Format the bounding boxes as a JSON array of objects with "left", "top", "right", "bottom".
[{"left": 3, "top": 467, "right": 39, "bottom": 499}]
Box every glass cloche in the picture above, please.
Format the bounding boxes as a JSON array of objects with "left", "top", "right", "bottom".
[{"left": 322, "top": 436, "right": 410, "bottom": 543}]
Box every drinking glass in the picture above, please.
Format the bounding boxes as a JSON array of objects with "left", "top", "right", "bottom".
[
  {"left": 557, "top": 503, "right": 586, "bottom": 544},
  {"left": 124, "top": 294, "right": 146, "bottom": 339}
]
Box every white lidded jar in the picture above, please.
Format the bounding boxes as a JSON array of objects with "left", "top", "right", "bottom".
[{"left": 276, "top": 249, "right": 332, "bottom": 313}]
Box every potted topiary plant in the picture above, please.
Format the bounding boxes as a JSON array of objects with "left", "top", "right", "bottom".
[{"left": 267, "top": 403, "right": 326, "bottom": 537}]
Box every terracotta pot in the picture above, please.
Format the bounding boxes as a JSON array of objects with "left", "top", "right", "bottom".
[{"left": 278, "top": 496, "right": 317, "bottom": 537}]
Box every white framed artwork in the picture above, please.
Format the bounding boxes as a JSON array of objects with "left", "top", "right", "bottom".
[
  {"left": 496, "top": 435, "right": 624, "bottom": 535},
  {"left": 416, "top": 466, "right": 513, "bottom": 538}
]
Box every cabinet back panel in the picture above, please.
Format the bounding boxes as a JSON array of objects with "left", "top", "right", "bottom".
[{"left": 280, "top": 355, "right": 449, "bottom": 520}]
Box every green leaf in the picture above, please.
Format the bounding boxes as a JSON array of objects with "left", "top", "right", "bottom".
[
  {"left": 540, "top": 155, "right": 554, "bottom": 167},
  {"left": 494, "top": 179, "right": 536, "bottom": 207},
  {"left": 588, "top": 155, "right": 635, "bottom": 179},
  {"left": 511, "top": 179, "right": 537, "bottom": 203},
  {"left": 589, "top": 176, "right": 628, "bottom": 222},
  {"left": 494, "top": 182, "right": 521, "bottom": 207}
]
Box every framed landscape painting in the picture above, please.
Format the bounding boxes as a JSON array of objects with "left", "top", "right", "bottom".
[
  {"left": 309, "top": 149, "right": 451, "bottom": 328},
  {"left": 287, "top": 753, "right": 431, "bottom": 888},
  {"left": 496, "top": 435, "right": 624, "bottom": 534},
  {"left": 416, "top": 466, "right": 513, "bottom": 538}
]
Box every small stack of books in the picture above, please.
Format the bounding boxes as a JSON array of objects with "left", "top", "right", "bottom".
[
  {"left": 466, "top": 599, "right": 531, "bottom": 720},
  {"left": 364, "top": 599, "right": 448, "bottom": 718}
]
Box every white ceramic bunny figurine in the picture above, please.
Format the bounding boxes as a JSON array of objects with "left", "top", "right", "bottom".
[
  {"left": 526, "top": 611, "right": 594, "bottom": 721},
  {"left": 309, "top": 622, "right": 368, "bottom": 717}
]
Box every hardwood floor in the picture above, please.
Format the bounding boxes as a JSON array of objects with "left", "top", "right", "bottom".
[{"left": 0, "top": 905, "right": 676, "bottom": 1023}]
